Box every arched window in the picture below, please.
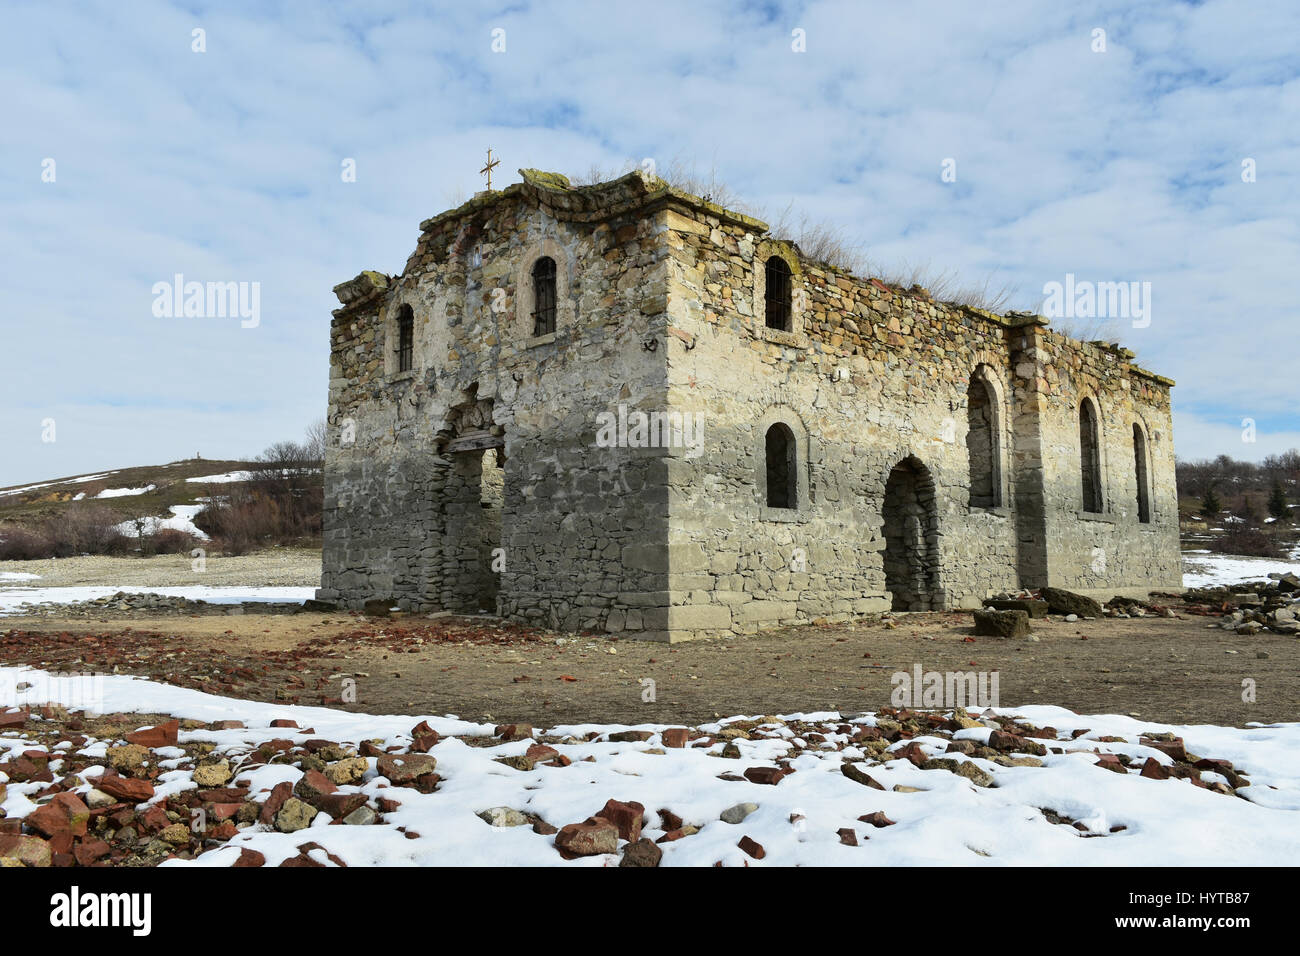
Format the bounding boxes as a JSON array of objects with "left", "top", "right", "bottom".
[
  {"left": 395, "top": 304, "right": 414, "bottom": 373},
  {"left": 966, "top": 370, "right": 1001, "bottom": 507},
  {"left": 531, "top": 257, "right": 557, "bottom": 336},
  {"left": 1133, "top": 423, "right": 1151, "bottom": 523},
  {"left": 765, "top": 422, "right": 796, "bottom": 509},
  {"left": 764, "top": 256, "right": 792, "bottom": 331},
  {"left": 1080, "top": 398, "right": 1103, "bottom": 513}
]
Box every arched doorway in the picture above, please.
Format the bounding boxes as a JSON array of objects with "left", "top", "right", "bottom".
[
  {"left": 882, "top": 456, "right": 939, "bottom": 611},
  {"left": 436, "top": 387, "right": 505, "bottom": 613}
]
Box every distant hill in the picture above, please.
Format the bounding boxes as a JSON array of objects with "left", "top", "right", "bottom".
[
  {"left": 0, "top": 455, "right": 323, "bottom": 559},
  {"left": 0, "top": 459, "right": 261, "bottom": 529}
]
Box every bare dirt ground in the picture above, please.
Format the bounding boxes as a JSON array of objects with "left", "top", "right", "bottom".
[{"left": 3, "top": 606, "right": 1295, "bottom": 728}]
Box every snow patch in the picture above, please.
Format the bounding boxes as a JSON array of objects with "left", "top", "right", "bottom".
[
  {"left": 1182, "top": 551, "right": 1300, "bottom": 588},
  {"left": 113, "top": 504, "right": 208, "bottom": 540},
  {"left": 2, "top": 668, "right": 1298, "bottom": 866},
  {"left": 95, "top": 485, "right": 156, "bottom": 498}
]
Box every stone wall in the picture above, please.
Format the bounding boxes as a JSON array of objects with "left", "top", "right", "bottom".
[
  {"left": 654, "top": 192, "right": 1178, "bottom": 636},
  {"left": 1027, "top": 329, "right": 1182, "bottom": 596},
  {"left": 319, "top": 170, "right": 1181, "bottom": 641},
  {"left": 319, "top": 172, "right": 675, "bottom": 631}
]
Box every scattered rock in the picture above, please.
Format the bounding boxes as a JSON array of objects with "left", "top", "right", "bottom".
[
  {"left": 342, "top": 805, "right": 378, "bottom": 826},
  {"left": 555, "top": 817, "right": 618, "bottom": 857},
  {"left": 720, "top": 802, "right": 758, "bottom": 824},
  {"left": 596, "top": 799, "right": 645, "bottom": 842},
  {"left": 376, "top": 753, "right": 437, "bottom": 784},
  {"left": 619, "top": 837, "right": 663, "bottom": 867},
  {"left": 192, "top": 759, "right": 232, "bottom": 788},
  {"left": 841, "top": 762, "right": 885, "bottom": 789},
  {"left": 275, "top": 798, "right": 318, "bottom": 833},
  {"left": 973, "top": 608, "right": 1031, "bottom": 638},
  {"left": 923, "top": 758, "right": 995, "bottom": 787},
  {"left": 106, "top": 744, "right": 149, "bottom": 772},
  {"left": 477, "top": 807, "right": 529, "bottom": 827},
  {"left": 1039, "top": 587, "right": 1104, "bottom": 618},
  {"left": 125, "top": 720, "right": 179, "bottom": 748},
  {"left": 93, "top": 774, "right": 156, "bottom": 803},
  {"left": 324, "top": 756, "right": 368, "bottom": 785}
]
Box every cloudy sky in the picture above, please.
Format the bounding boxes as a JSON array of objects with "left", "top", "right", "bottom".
[{"left": 2, "top": 0, "right": 1297, "bottom": 486}]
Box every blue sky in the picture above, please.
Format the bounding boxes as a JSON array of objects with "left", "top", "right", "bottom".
[{"left": 1, "top": 0, "right": 1297, "bottom": 486}]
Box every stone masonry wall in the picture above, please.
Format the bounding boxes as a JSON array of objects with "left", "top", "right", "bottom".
[
  {"left": 1027, "top": 329, "right": 1182, "bottom": 595},
  {"left": 319, "top": 173, "right": 675, "bottom": 631},
  {"left": 319, "top": 170, "right": 1181, "bottom": 641},
  {"left": 654, "top": 193, "right": 1178, "bottom": 637},
  {"left": 657, "top": 204, "right": 1023, "bottom": 637}
]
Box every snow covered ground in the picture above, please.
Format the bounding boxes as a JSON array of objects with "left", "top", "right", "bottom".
[
  {"left": 0, "top": 572, "right": 41, "bottom": 583},
  {"left": 0, "top": 585, "right": 315, "bottom": 615},
  {"left": 2, "top": 666, "right": 1297, "bottom": 866},
  {"left": 0, "top": 473, "right": 115, "bottom": 497},
  {"left": 1182, "top": 549, "right": 1300, "bottom": 588},
  {"left": 185, "top": 471, "right": 253, "bottom": 484},
  {"left": 112, "top": 504, "right": 209, "bottom": 540},
  {"left": 91, "top": 484, "right": 156, "bottom": 499}
]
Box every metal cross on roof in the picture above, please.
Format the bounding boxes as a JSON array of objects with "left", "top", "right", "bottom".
[{"left": 479, "top": 148, "right": 500, "bottom": 191}]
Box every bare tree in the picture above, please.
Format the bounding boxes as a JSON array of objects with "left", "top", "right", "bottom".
[{"left": 304, "top": 417, "right": 327, "bottom": 463}]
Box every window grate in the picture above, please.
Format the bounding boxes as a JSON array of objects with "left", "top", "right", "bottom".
[
  {"left": 396, "top": 306, "right": 414, "bottom": 372},
  {"left": 765, "top": 257, "right": 792, "bottom": 331},
  {"left": 532, "top": 257, "right": 557, "bottom": 336}
]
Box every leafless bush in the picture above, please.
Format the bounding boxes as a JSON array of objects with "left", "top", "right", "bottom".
[
  {"left": 44, "top": 506, "right": 131, "bottom": 556},
  {"left": 194, "top": 424, "right": 324, "bottom": 554},
  {"left": 0, "top": 526, "right": 55, "bottom": 560},
  {"left": 148, "top": 528, "right": 200, "bottom": 555}
]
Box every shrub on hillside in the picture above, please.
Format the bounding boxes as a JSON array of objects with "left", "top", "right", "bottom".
[
  {"left": 41, "top": 506, "right": 131, "bottom": 557},
  {"left": 196, "top": 485, "right": 319, "bottom": 555},
  {"left": 0, "top": 526, "right": 56, "bottom": 560},
  {"left": 193, "top": 436, "right": 322, "bottom": 554},
  {"left": 0, "top": 507, "right": 132, "bottom": 559},
  {"left": 147, "top": 528, "right": 200, "bottom": 554}
]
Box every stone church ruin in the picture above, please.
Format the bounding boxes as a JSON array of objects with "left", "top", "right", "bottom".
[{"left": 317, "top": 168, "right": 1182, "bottom": 641}]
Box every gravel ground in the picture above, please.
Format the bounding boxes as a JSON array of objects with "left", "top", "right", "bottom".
[
  {"left": 4, "top": 607, "right": 1295, "bottom": 727},
  {"left": 0, "top": 548, "right": 321, "bottom": 588}
]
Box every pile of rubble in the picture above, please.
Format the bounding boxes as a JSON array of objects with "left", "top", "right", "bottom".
[
  {"left": 974, "top": 586, "right": 1177, "bottom": 637},
  {"left": 13, "top": 591, "right": 306, "bottom": 618},
  {"left": 1184, "top": 572, "right": 1300, "bottom": 636}
]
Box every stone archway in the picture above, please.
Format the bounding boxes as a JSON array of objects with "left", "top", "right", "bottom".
[
  {"left": 436, "top": 387, "right": 505, "bottom": 613},
  {"left": 882, "top": 456, "right": 939, "bottom": 611}
]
